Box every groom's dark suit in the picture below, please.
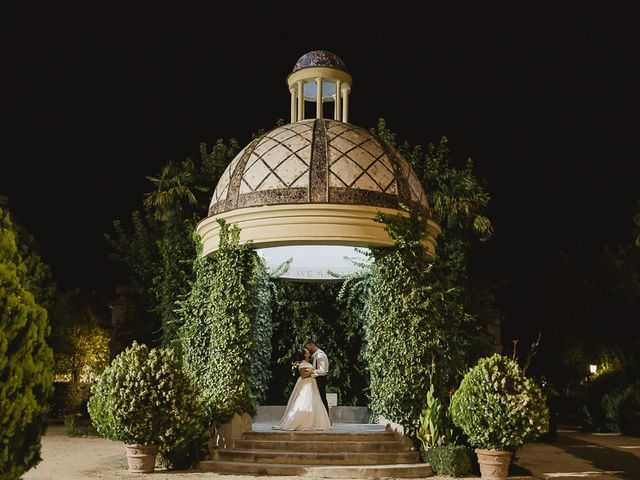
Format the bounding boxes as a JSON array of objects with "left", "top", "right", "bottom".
[{"left": 312, "top": 349, "right": 330, "bottom": 414}]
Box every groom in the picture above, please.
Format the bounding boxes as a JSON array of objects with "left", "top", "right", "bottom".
[{"left": 306, "top": 341, "right": 330, "bottom": 415}]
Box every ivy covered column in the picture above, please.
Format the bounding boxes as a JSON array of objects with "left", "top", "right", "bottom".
[
  {"left": 177, "top": 220, "right": 272, "bottom": 427},
  {"left": 362, "top": 213, "right": 473, "bottom": 436}
]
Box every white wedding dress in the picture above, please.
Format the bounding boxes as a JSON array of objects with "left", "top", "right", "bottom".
[{"left": 275, "top": 360, "right": 331, "bottom": 431}]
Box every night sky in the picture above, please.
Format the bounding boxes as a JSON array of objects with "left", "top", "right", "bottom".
[{"left": 4, "top": 6, "right": 638, "bottom": 343}]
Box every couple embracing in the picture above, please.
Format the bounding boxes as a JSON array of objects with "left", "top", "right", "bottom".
[{"left": 274, "top": 341, "right": 332, "bottom": 431}]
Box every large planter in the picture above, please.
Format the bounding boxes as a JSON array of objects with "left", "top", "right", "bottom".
[
  {"left": 475, "top": 449, "right": 512, "bottom": 480},
  {"left": 124, "top": 444, "right": 158, "bottom": 473}
]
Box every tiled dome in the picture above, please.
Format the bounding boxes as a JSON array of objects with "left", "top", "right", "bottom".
[
  {"left": 292, "top": 51, "right": 348, "bottom": 73},
  {"left": 208, "top": 119, "right": 431, "bottom": 218}
]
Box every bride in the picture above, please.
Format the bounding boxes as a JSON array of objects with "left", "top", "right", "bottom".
[{"left": 274, "top": 348, "right": 331, "bottom": 431}]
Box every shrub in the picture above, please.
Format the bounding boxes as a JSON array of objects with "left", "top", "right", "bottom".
[
  {"left": 88, "top": 342, "right": 205, "bottom": 469},
  {"left": 450, "top": 354, "right": 549, "bottom": 450},
  {"left": 50, "top": 382, "right": 93, "bottom": 417},
  {"left": 581, "top": 369, "right": 638, "bottom": 432},
  {"left": 422, "top": 444, "right": 473, "bottom": 476},
  {"left": 64, "top": 413, "right": 98, "bottom": 437},
  {"left": 0, "top": 207, "right": 54, "bottom": 480},
  {"left": 619, "top": 385, "right": 640, "bottom": 436}
]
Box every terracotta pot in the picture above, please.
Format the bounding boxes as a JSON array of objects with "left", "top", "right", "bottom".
[
  {"left": 124, "top": 444, "right": 158, "bottom": 473},
  {"left": 475, "top": 448, "right": 512, "bottom": 479}
]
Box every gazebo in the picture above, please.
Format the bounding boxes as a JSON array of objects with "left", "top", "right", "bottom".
[{"left": 197, "top": 50, "right": 440, "bottom": 280}]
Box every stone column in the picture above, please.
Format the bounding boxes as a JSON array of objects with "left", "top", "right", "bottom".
[
  {"left": 290, "top": 88, "right": 296, "bottom": 123},
  {"left": 342, "top": 85, "right": 350, "bottom": 123},
  {"left": 297, "top": 81, "right": 303, "bottom": 121},
  {"left": 335, "top": 80, "right": 341, "bottom": 120},
  {"left": 316, "top": 77, "right": 323, "bottom": 119}
]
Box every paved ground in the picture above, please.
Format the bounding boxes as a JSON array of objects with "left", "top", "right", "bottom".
[
  {"left": 22, "top": 424, "right": 640, "bottom": 479},
  {"left": 515, "top": 427, "right": 640, "bottom": 479}
]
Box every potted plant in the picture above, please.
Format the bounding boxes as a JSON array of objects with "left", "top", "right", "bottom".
[
  {"left": 88, "top": 342, "right": 204, "bottom": 473},
  {"left": 450, "top": 354, "right": 549, "bottom": 479}
]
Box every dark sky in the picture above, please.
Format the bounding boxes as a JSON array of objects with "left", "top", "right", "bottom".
[{"left": 4, "top": 5, "right": 638, "bottom": 340}]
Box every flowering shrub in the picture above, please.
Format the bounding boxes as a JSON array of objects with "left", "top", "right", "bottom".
[
  {"left": 450, "top": 354, "right": 549, "bottom": 449},
  {"left": 88, "top": 342, "right": 205, "bottom": 468}
]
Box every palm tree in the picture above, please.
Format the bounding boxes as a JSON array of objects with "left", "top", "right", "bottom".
[{"left": 143, "top": 159, "right": 206, "bottom": 222}]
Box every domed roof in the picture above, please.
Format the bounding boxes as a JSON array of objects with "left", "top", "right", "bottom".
[
  {"left": 293, "top": 51, "right": 348, "bottom": 73},
  {"left": 208, "top": 119, "right": 431, "bottom": 219}
]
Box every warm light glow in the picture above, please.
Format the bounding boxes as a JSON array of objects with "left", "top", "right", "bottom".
[
  {"left": 258, "top": 245, "right": 369, "bottom": 281},
  {"left": 589, "top": 364, "right": 598, "bottom": 374}
]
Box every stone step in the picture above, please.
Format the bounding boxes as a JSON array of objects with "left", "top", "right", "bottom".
[
  {"left": 200, "top": 460, "right": 433, "bottom": 478},
  {"left": 236, "top": 439, "right": 409, "bottom": 452},
  {"left": 200, "top": 460, "right": 306, "bottom": 476},
  {"left": 212, "top": 449, "right": 420, "bottom": 465},
  {"left": 305, "top": 463, "right": 434, "bottom": 478},
  {"left": 242, "top": 430, "right": 395, "bottom": 442}
]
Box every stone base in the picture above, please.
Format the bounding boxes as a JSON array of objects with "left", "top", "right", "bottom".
[
  {"left": 253, "top": 405, "right": 369, "bottom": 424},
  {"left": 209, "top": 412, "right": 252, "bottom": 452}
]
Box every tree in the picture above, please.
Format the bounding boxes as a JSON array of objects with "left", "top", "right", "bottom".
[
  {"left": 0, "top": 207, "right": 54, "bottom": 480},
  {"left": 13, "top": 224, "right": 57, "bottom": 312},
  {"left": 49, "top": 289, "right": 110, "bottom": 385},
  {"left": 336, "top": 120, "right": 497, "bottom": 436},
  {"left": 107, "top": 140, "right": 240, "bottom": 346},
  {"left": 0, "top": 196, "right": 56, "bottom": 311},
  {"left": 373, "top": 120, "right": 498, "bottom": 343}
]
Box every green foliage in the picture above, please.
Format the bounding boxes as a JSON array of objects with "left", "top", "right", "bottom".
[
  {"left": 250, "top": 260, "right": 275, "bottom": 404},
  {"left": 359, "top": 211, "right": 478, "bottom": 436},
  {"left": 581, "top": 366, "right": 640, "bottom": 433},
  {"left": 177, "top": 222, "right": 273, "bottom": 425},
  {"left": 88, "top": 342, "right": 205, "bottom": 469},
  {"left": 105, "top": 212, "right": 161, "bottom": 345},
  {"left": 155, "top": 218, "right": 197, "bottom": 344},
  {"left": 64, "top": 413, "right": 98, "bottom": 437},
  {"left": 107, "top": 140, "right": 240, "bottom": 346},
  {"left": 13, "top": 223, "right": 57, "bottom": 311},
  {"left": 372, "top": 120, "right": 500, "bottom": 345},
  {"left": 620, "top": 385, "right": 640, "bottom": 436},
  {"left": 269, "top": 281, "right": 367, "bottom": 406},
  {"left": 49, "top": 382, "right": 92, "bottom": 417},
  {"left": 334, "top": 120, "right": 497, "bottom": 437},
  {"left": 417, "top": 384, "right": 456, "bottom": 449},
  {"left": 144, "top": 158, "right": 203, "bottom": 222},
  {"left": 0, "top": 198, "right": 57, "bottom": 312},
  {"left": 0, "top": 207, "right": 54, "bottom": 480},
  {"left": 450, "top": 354, "right": 549, "bottom": 449},
  {"left": 373, "top": 119, "right": 493, "bottom": 278},
  {"left": 422, "top": 444, "right": 473, "bottom": 477},
  {"left": 49, "top": 289, "right": 110, "bottom": 384}
]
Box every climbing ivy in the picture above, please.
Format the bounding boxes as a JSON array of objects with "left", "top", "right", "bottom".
[
  {"left": 176, "top": 221, "right": 272, "bottom": 426},
  {"left": 268, "top": 281, "right": 367, "bottom": 406},
  {"left": 341, "top": 211, "right": 477, "bottom": 437}
]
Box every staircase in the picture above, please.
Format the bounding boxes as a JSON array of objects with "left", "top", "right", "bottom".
[{"left": 199, "top": 430, "right": 433, "bottom": 478}]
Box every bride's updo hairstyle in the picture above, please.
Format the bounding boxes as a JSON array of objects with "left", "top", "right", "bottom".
[{"left": 295, "top": 348, "right": 307, "bottom": 362}]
